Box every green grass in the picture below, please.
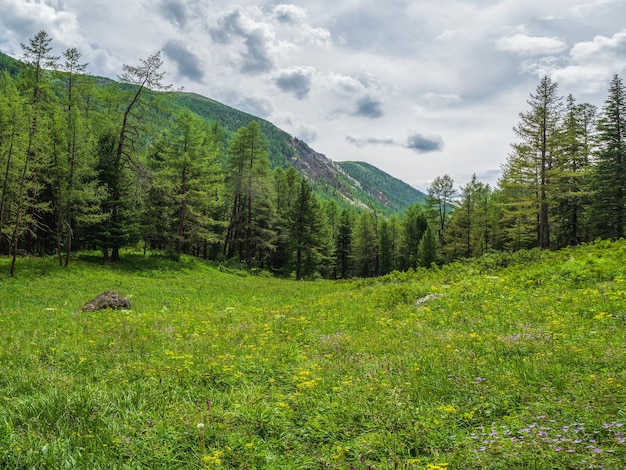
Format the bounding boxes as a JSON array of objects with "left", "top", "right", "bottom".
[{"left": 1, "top": 242, "right": 625, "bottom": 469}]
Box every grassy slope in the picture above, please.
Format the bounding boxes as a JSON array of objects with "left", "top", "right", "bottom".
[{"left": 1, "top": 243, "right": 625, "bottom": 469}]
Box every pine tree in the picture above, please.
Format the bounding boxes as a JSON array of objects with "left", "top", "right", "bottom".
[{"left": 590, "top": 74, "right": 626, "bottom": 239}]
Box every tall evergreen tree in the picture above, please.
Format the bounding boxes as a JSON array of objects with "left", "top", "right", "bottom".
[
  {"left": 9, "top": 30, "right": 58, "bottom": 275},
  {"left": 500, "top": 76, "right": 562, "bottom": 250},
  {"left": 0, "top": 72, "right": 26, "bottom": 256},
  {"left": 590, "top": 74, "right": 626, "bottom": 239},
  {"left": 147, "top": 110, "right": 223, "bottom": 258},
  {"left": 401, "top": 203, "right": 428, "bottom": 269},
  {"left": 353, "top": 211, "right": 378, "bottom": 277},
  {"left": 288, "top": 178, "right": 325, "bottom": 280},
  {"left": 224, "top": 121, "right": 276, "bottom": 268},
  {"left": 335, "top": 208, "right": 353, "bottom": 279},
  {"left": 551, "top": 95, "right": 596, "bottom": 247},
  {"left": 445, "top": 174, "right": 493, "bottom": 260},
  {"left": 103, "top": 52, "right": 171, "bottom": 262},
  {"left": 418, "top": 225, "right": 438, "bottom": 268},
  {"left": 426, "top": 174, "right": 456, "bottom": 247}
]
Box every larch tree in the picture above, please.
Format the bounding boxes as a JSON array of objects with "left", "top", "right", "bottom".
[
  {"left": 224, "top": 121, "right": 276, "bottom": 268},
  {"left": 551, "top": 95, "right": 596, "bottom": 247},
  {"left": 426, "top": 174, "right": 456, "bottom": 247},
  {"left": 147, "top": 110, "right": 224, "bottom": 258},
  {"left": 103, "top": 51, "right": 171, "bottom": 263},
  {"left": 0, "top": 72, "right": 26, "bottom": 256},
  {"left": 334, "top": 208, "right": 354, "bottom": 279},
  {"left": 590, "top": 74, "right": 626, "bottom": 239},
  {"left": 10, "top": 30, "right": 58, "bottom": 276},
  {"left": 501, "top": 76, "right": 562, "bottom": 250}
]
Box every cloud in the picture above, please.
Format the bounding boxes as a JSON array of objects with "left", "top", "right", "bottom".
[
  {"left": 0, "top": 0, "right": 82, "bottom": 53},
  {"left": 210, "top": 9, "right": 275, "bottom": 75},
  {"left": 273, "top": 4, "right": 306, "bottom": 25},
  {"left": 570, "top": 29, "right": 626, "bottom": 63},
  {"left": 162, "top": 40, "right": 204, "bottom": 81},
  {"left": 271, "top": 4, "right": 331, "bottom": 47},
  {"left": 158, "top": 0, "right": 188, "bottom": 27},
  {"left": 566, "top": 0, "right": 619, "bottom": 17},
  {"left": 237, "top": 95, "right": 275, "bottom": 118},
  {"left": 496, "top": 30, "right": 567, "bottom": 57},
  {"left": 274, "top": 66, "right": 314, "bottom": 99},
  {"left": 418, "top": 92, "right": 462, "bottom": 108},
  {"left": 406, "top": 133, "right": 444, "bottom": 153},
  {"left": 295, "top": 124, "right": 318, "bottom": 143},
  {"left": 518, "top": 30, "right": 626, "bottom": 94},
  {"left": 345, "top": 135, "right": 396, "bottom": 148},
  {"left": 352, "top": 95, "right": 384, "bottom": 118},
  {"left": 346, "top": 132, "right": 443, "bottom": 154}
]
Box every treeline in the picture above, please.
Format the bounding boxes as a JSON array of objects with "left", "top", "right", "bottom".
[{"left": 1, "top": 31, "right": 625, "bottom": 278}]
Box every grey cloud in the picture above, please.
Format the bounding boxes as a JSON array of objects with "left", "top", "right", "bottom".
[
  {"left": 296, "top": 126, "right": 318, "bottom": 143},
  {"left": 275, "top": 67, "right": 314, "bottom": 99},
  {"left": 273, "top": 4, "right": 304, "bottom": 25},
  {"left": 241, "top": 29, "right": 273, "bottom": 74},
  {"left": 162, "top": 41, "right": 204, "bottom": 81},
  {"left": 237, "top": 96, "right": 274, "bottom": 118},
  {"left": 346, "top": 135, "right": 396, "bottom": 148},
  {"left": 352, "top": 96, "right": 384, "bottom": 118},
  {"left": 346, "top": 132, "right": 443, "bottom": 153},
  {"left": 159, "top": 0, "right": 188, "bottom": 28},
  {"left": 406, "top": 133, "right": 444, "bottom": 153},
  {"left": 210, "top": 9, "right": 274, "bottom": 75}
]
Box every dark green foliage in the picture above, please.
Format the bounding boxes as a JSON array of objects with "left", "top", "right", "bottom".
[
  {"left": 224, "top": 121, "right": 276, "bottom": 268},
  {"left": 401, "top": 203, "right": 428, "bottom": 269},
  {"left": 4, "top": 34, "right": 626, "bottom": 279},
  {"left": 334, "top": 209, "right": 354, "bottom": 279},
  {"left": 590, "top": 75, "right": 626, "bottom": 239},
  {"left": 418, "top": 225, "right": 438, "bottom": 267}
]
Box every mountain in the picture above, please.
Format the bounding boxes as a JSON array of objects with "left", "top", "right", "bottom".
[
  {"left": 337, "top": 161, "right": 427, "bottom": 212},
  {"left": 167, "top": 92, "right": 427, "bottom": 214},
  {"left": 0, "top": 51, "right": 426, "bottom": 214}
]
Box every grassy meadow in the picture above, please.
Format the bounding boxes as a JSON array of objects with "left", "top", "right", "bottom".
[{"left": 1, "top": 242, "right": 625, "bottom": 469}]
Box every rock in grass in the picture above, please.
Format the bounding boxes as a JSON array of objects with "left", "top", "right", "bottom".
[
  {"left": 415, "top": 293, "right": 444, "bottom": 307},
  {"left": 80, "top": 291, "right": 131, "bottom": 311}
]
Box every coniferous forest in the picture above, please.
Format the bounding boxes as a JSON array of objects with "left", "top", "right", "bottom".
[{"left": 1, "top": 31, "right": 625, "bottom": 278}]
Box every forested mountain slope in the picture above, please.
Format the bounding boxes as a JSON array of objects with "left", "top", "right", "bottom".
[{"left": 0, "top": 51, "right": 424, "bottom": 214}]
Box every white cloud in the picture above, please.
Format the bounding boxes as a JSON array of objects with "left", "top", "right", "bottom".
[
  {"left": 1, "top": 0, "right": 626, "bottom": 190},
  {"left": 495, "top": 30, "right": 568, "bottom": 56}
]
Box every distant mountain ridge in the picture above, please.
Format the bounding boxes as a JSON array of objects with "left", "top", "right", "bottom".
[{"left": 0, "top": 51, "right": 426, "bottom": 214}]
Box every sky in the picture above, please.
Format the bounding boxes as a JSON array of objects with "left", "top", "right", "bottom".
[{"left": 1, "top": 0, "right": 626, "bottom": 192}]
